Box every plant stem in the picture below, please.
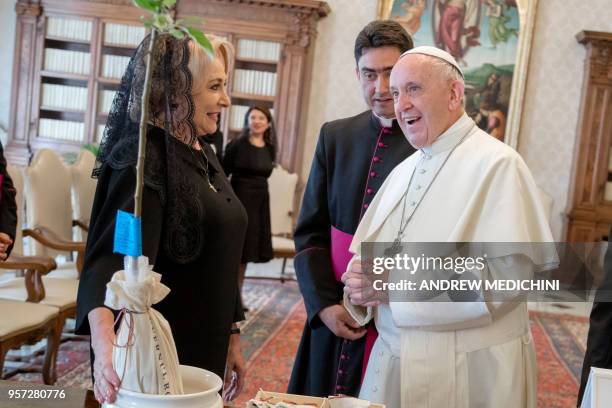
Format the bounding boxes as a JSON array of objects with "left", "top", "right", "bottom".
[{"left": 134, "top": 28, "right": 157, "bottom": 218}]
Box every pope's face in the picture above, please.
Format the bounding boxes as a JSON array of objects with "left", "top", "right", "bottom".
[
  {"left": 390, "top": 55, "right": 459, "bottom": 148},
  {"left": 356, "top": 46, "right": 402, "bottom": 119}
]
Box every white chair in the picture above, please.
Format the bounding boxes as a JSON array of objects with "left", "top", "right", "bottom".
[
  {"left": 581, "top": 367, "right": 612, "bottom": 408},
  {"left": 0, "top": 299, "right": 61, "bottom": 384},
  {"left": 23, "top": 149, "right": 85, "bottom": 279},
  {"left": 268, "top": 165, "right": 298, "bottom": 281},
  {"left": 1, "top": 164, "right": 57, "bottom": 275},
  {"left": 70, "top": 149, "right": 97, "bottom": 240},
  {"left": 0, "top": 165, "right": 64, "bottom": 384},
  {"left": 0, "top": 164, "right": 78, "bottom": 340}
]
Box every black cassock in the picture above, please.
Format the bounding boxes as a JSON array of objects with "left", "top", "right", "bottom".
[
  {"left": 76, "top": 128, "right": 247, "bottom": 379},
  {"left": 579, "top": 228, "right": 612, "bottom": 404},
  {"left": 288, "top": 110, "right": 416, "bottom": 397}
]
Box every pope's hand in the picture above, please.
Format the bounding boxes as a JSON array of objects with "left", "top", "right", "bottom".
[
  {"left": 318, "top": 304, "right": 366, "bottom": 340},
  {"left": 341, "top": 258, "right": 386, "bottom": 307}
]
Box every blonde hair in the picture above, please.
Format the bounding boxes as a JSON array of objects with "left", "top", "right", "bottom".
[{"left": 188, "top": 34, "right": 235, "bottom": 93}]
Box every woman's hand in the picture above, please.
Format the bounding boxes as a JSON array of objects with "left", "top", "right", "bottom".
[
  {"left": 223, "top": 331, "right": 246, "bottom": 402},
  {"left": 88, "top": 307, "right": 121, "bottom": 404},
  {"left": 0, "top": 232, "right": 13, "bottom": 260}
]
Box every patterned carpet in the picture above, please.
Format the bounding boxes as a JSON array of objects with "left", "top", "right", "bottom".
[
  {"left": 531, "top": 311, "right": 589, "bottom": 408},
  {"left": 5, "top": 280, "right": 590, "bottom": 408}
]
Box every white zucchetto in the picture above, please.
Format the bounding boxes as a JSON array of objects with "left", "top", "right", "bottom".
[{"left": 400, "top": 46, "right": 464, "bottom": 78}]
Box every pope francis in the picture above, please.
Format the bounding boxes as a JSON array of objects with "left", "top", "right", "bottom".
[{"left": 342, "top": 46, "right": 554, "bottom": 408}]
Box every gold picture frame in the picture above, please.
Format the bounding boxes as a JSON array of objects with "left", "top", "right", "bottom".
[
  {"left": 377, "top": 0, "right": 539, "bottom": 149},
  {"left": 377, "top": 0, "right": 394, "bottom": 19}
]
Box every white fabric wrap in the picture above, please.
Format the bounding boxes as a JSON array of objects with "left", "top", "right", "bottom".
[{"left": 104, "top": 270, "right": 184, "bottom": 395}]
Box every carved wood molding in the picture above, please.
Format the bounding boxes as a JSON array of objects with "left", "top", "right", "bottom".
[
  {"left": 208, "top": 0, "right": 330, "bottom": 17},
  {"left": 576, "top": 30, "right": 612, "bottom": 83},
  {"left": 178, "top": 0, "right": 328, "bottom": 30},
  {"left": 68, "top": 0, "right": 133, "bottom": 5},
  {"left": 566, "top": 30, "right": 612, "bottom": 241},
  {"left": 588, "top": 45, "right": 612, "bottom": 82},
  {"left": 16, "top": 1, "right": 42, "bottom": 17}
]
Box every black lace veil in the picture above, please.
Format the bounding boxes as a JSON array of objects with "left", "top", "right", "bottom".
[{"left": 92, "top": 33, "right": 198, "bottom": 178}]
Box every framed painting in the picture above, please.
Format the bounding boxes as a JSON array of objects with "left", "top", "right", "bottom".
[{"left": 377, "top": 0, "right": 538, "bottom": 149}]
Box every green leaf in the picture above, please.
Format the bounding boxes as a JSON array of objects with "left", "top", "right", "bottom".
[
  {"left": 163, "top": 12, "right": 174, "bottom": 25},
  {"left": 133, "top": 0, "right": 158, "bottom": 13},
  {"left": 82, "top": 143, "right": 100, "bottom": 157},
  {"left": 140, "top": 16, "right": 154, "bottom": 29},
  {"left": 155, "top": 14, "right": 169, "bottom": 29},
  {"left": 170, "top": 28, "right": 184, "bottom": 39},
  {"left": 176, "top": 16, "right": 204, "bottom": 28},
  {"left": 162, "top": 0, "right": 177, "bottom": 7},
  {"left": 186, "top": 27, "right": 214, "bottom": 58}
]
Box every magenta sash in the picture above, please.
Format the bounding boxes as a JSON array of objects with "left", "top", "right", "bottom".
[
  {"left": 330, "top": 225, "right": 378, "bottom": 381},
  {"left": 330, "top": 226, "right": 354, "bottom": 282}
]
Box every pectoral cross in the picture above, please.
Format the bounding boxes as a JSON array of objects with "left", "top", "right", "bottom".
[{"left": 384, "top": 238, "right": 403, "bottom": 257}]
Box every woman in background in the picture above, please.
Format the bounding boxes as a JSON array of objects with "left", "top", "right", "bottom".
[{"left": 223, "top": 106, "right": 276, "bottom": 306}]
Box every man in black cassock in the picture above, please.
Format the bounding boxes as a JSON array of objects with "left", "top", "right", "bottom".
[
  {"left": 579, "top": 231, "right": 612, "bottom": 405},
  {"left": 288, "top": 20, "right": 416, "bottom": 397}
]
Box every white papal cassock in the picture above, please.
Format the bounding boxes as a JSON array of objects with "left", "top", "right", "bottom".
[{"left": 346, "top": 113, "right": 555, "bottom": 408}]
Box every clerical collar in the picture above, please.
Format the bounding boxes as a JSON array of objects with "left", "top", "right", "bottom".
[
  {"left": 421, "top": 113, "right": 474, "bottom": 156},
  {"left": 372, "top": 111, "right": 395, "bottom": 128}
]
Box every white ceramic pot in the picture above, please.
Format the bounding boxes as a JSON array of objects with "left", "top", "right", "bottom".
[{"left": 103, "top": 365, "right": 223, "bottom": 408}]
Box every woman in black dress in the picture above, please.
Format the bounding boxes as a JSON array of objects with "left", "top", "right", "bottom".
[
  {"left": 75, "top": 34, "right": 247, "bottom": 405},
  {"left": 223, "top": 106, "right": 276, "bottom": 302}
]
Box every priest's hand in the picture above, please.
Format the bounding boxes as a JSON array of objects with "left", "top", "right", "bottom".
[
  {"left": 89, "top": 307, "right": 121, "bottom": 404},
  {"left": 223, "top": 331, "right": 245, "bottom": 402},
  {"left": 318, "top": 304, "right": 367, "bottom": 340},
  {"left": 342, "top": 258, "right": 387, "bottom": 307}
]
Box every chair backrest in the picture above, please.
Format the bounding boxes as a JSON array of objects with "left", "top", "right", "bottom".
[
  {"left": 268, "top": 165, "right": 298, "bottom": 236},
  {"left": 25, "top": 149, "right": 73, "bottom": 257},
  {"left": 70, "top": 149, "right": 97, "bottom": 225},
  {"left": 6, "top": 164, "right": 25, "bottom": 255}
]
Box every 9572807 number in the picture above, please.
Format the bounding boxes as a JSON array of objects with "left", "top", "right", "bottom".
[{"left": 8, "top": 389, "right": 66, "bottom": 399}]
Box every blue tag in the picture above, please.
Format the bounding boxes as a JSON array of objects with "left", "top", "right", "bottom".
[{"left": 113, "top": 210, "right": 142, "bottom": 257}]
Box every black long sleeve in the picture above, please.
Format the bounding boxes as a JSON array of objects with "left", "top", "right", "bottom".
[
  {"left": 222, "top": 139, "right": 237, "bottom": 177},
  {"left": 0, "top": 141, "right": 17, "bottom": 256},
  {"left": 294, "top": 127, "right": 343, "bottom": 327}
]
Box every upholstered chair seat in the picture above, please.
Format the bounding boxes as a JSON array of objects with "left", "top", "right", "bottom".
[
  {"left": 0, "top": 276, "right": 77, "bottom": 312},
  {"left": 0, "top": 299, "right": 61, "bottom": 384}
]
